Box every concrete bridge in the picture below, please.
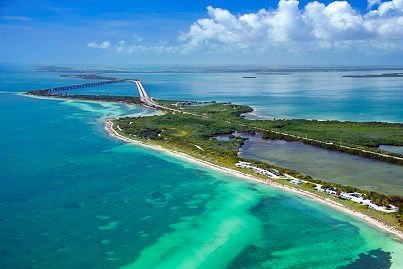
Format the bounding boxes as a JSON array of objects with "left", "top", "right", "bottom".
[
  {"left": 127, "top": 80, "right": 160, "bottom": 107},
  {"left": 40, "top": 79, "right": 150, "bottom": 104},
  {"left": 33, "top": 80, "right": 125, "bottom": 95},
  {"left": 30, "top": 78, "right": 161, "bottom": 109},
  {"left": 127, "top": 80, "right": 196, "bottom": 115}
]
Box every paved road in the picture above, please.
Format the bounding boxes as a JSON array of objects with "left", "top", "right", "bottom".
[
  {"left": 128, "top": 80, "right": 201, "bottom": 116},
  {"left": 128, "top": 80, "right": 402, "bottom": 162}
]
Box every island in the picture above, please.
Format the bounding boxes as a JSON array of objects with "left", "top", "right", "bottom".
[
  {"left": 25, "top": 83, "right": 403, "bottom": 240},
  {"left": 343, "top": 73, "right": 403, "bottom": 78}
]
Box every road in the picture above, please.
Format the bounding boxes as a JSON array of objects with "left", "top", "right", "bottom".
[
  {"left": 128, "top": 80, "right": 201, "bottom": 116},
  {"left": 128, "top": 80, "right": 402, "bottom": 162}
]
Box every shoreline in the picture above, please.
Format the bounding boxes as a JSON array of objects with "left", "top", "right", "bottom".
[
  {"left": 20, "top": 91, "right": 403, "bottom": 239},
  {"left": 21, "top": 92, "right": 403, "bottom": 164},
  {"left": 105, "top": 120, "right": 403, "bottom": 242},
  {"left": 18, "top": 92, "right": 144, "bottom": 107}
]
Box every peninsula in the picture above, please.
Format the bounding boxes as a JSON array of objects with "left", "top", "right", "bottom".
[{"left": 25, "top": 81, "right": 403, "bottom": 240}]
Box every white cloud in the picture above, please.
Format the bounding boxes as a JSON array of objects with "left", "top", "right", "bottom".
[
  {"left": 87, "top": 0, "right": 403, "bottom": 54},
  {"left": 368, "top": 0, "right": 382, "bottom": 9},
  {"left": 368, "top": 0, "right": 403, "bottom": 15},
  {"left": 365, "top": 0, "right": 403, "bottom": 38},
  {"left": 305, "top": 1, "right": 367, "bottom": 41},
  {"left": 87, "top": 39, "right": 179, "bottom": 54},
  {"left": 86, "top": 41, "right": 111, "bottom": 49},
  {"left": 131, "top": 33, "right": 143, "bottom": 42},
  {"left": 179, "top": 0, "right": 403, "bottom": 52}
]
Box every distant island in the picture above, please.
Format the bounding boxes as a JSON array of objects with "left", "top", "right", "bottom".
[
  {"left": 255, "top": 72, "right": 293, "bottom": 76},
  {"left": 60, "top": 74, "right": 123, "bottom": 80},
  {"left": 343, "top": 73, "right": 403, "bottom": 78},
  {"left": 35, "top": 65, "right": 139, "bottom": 74},
  {"left": 35, "top": 65, "right": 403, "bottom": 74}
]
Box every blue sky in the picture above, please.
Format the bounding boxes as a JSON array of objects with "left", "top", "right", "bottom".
[{"left": 1, "top": 0, "right": 402, "bottom": 65}]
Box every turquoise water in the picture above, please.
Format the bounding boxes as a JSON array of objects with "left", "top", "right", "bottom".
[
  {"left": 60, "top": 68, "right": 403, "bottom": 123},
  {"left": 17, "top": 64, "right": 403, "bottom": 123},
  {"left": 1, "top": 66, "right": 403, "bottom": 268},
  {"left": 140, "top": 71, "right": 403, "bottom": 123}
]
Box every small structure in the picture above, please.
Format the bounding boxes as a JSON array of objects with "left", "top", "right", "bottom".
[
  {"left": 235, "top": 162, "right": 280, "bottom": 178},
  {"left": 339, "top": 192, "right": 398, "bottom": 213},
  {"left": 236, "top": 163, "right": 399, "bottom": 213},
  {"left": 324, "top": 189, "right": 337, "bottom": 195},
  {"left": 315, "top": 186, "right": 325, "bottom": 192},
  {"left": 290, "top": 179, "right": 302, "bottom": 185}
]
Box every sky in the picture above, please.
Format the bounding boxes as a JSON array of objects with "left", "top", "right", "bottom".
[{"left": 0, "top": 0, "right": 402, "bottom": 66}]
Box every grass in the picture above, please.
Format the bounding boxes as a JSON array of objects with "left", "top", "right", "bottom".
[
  {"left": 26, "top": 91, "right": 403, "bottom": 230},
  {"left": 113, "top": 101, "right": 403, "bottom": 229}
]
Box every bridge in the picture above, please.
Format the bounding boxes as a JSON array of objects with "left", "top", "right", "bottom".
[
  {"left": 127, "top": 80, "right": 161, "bottom": 108},
  {"left": 49, "top": 80, "right": 124, "bottom": 92},
  {"left": 28, "top": 78, "right": 172, "bottom": 110},
  {"left": 31, "top": 80, "right": 125, "bottom": 95},
  {"left": 127, "top": 80, "right": 204, "bottom": 116},
  {"left": 26, "top": 78, "right": 403, "bottom": 164}
]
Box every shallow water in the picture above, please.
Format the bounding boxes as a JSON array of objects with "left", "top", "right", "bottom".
[
  {"left": 239, "top": 136, "right": 403, "bottom": 195},
  {"left": 1, "top": 66, "right": 402, "bottom": 268},
  {"left": 380, "top": 145, "right": 403, "bottom": 155},
  {"left": 21, "top": 65, "right": 403, "bottom": 123}
]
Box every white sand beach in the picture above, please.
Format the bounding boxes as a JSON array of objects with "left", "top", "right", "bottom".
[{"left": 106, "top": 120, "right": 403, "bottom": 241}]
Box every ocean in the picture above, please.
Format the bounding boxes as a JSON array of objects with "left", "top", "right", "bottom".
[{"left": 0, "top": 65, "right": 402, "bottom": 268}]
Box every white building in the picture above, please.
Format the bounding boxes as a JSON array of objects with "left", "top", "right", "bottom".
[
  {"left": 290, "top": 179, "right": 303, "bottom": 185},
  {"left": 236, "top": 162, "right": 280, "bottom": 178}
]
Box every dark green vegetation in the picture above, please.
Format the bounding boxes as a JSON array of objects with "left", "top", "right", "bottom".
[
  {"left": 255, "top": 119, "right": 402, "bottom": 148},
  {"left": 27, "top": 93, "right": 143, "bottom": 105},
  {"left": 342, "top": 73, "right": 403, "bottom": 78},
  {"left": 114, "top": 101, "right": 403, "bottom": 229},
  {"left": 27, "top": 90, "right": 402, "bottom": 163},
  {"left": 117, "top": 104, "right": 251, "bottom": 164},
  {"left": 25, "top": 90, "right": 403, "bottom": 228},
  {"left": 254, "top": 120, "right": 403, "bottom": 163},
  {"left": 159, "top": 100, "right": 403, "bottom": 164}
]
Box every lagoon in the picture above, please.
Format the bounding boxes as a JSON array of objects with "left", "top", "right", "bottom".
[
  {"left": 380, "top": 145, "right": 403, "bottom": 155},
  {"left": 238, "top": 135, "right": 403, "bottom": 196}
]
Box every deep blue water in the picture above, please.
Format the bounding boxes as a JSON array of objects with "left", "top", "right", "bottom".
[{"left": 0, "top": 66, "right": 402, "bottom": 268}]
